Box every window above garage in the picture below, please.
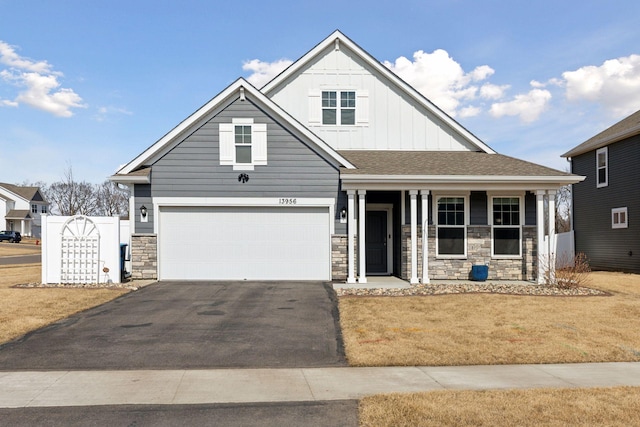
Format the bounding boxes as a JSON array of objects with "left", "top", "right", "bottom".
[{"left": 219, "top": 118, "right": 267, "bottom": 170}]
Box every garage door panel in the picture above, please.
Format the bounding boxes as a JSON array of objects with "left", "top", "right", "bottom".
[{"left": 159, "top": 206, "right": 330, "bottom": 280}]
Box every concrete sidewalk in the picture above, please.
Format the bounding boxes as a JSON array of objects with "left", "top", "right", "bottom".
[{"left": 2, "top": 362, "right": 640, "bottom": 408}]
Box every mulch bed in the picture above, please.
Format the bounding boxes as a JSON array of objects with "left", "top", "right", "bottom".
[
  {"left": 13, "top": 281, "right": 154, "bottom": 291},
  {"left": 335, "top": 282, "right": 608, "bottom": 297}
]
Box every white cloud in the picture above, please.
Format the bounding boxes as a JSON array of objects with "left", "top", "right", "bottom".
[
  {"left": 562, "top": 54, "right": 640, "bottom": 116},
  {"left": 480, "top": 83, "right": 509, "bottom": 100},
  {"left": 242, "top": 58, "right": 293, "bottom": 88},
  {"left": 458, "top": 105, "right": 482, "bottom": 118},
  {"left": 0, "top": 40, "right": 85, "bottom": 117},
  {"left": 93, "top": 106, "right": 134, "bottom": 122},
  {"left": 384, "top": 49, "right": 494, "bottom": 117},
  {"left": 0, "top": 41, "right": 52, "bottom": 73},
  {"left": 489, "top": 88, "right": 552, "bottom": 123}
]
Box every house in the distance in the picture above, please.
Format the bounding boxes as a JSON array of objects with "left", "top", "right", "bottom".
[
  {"left": 563, "top": 109, "right": 640, "bottom": 273},
  {"left": 111, "top": 31, "right": 583, "bottom": 283},
  {"left": 0, "top": 183, "right": 49, "bottom": 238}
]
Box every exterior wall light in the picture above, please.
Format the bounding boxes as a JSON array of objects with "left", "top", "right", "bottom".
[
  {"left": 340, "top": 206, "right": 347, "bottom": 223},
  {"left": 140, "top": 205, "right": 148, "bottom": 223}
]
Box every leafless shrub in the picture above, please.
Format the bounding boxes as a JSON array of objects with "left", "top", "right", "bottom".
[{"left": 540, "top": 252, "right": 591, "bottom": 288}]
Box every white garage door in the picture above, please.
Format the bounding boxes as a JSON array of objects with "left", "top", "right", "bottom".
[{"left": 159, "top": 206, "right": 331, "bottom": 280}]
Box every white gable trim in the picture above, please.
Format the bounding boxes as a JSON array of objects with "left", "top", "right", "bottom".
[
  {"left": 0, "top": 187, "right": 29, "bottom": 204},
  {"left": 262, "top": 30, "right": 495, "bottom": 154},
  {"left": 116, "top": 79, "right": 355, "bottom": 175}
]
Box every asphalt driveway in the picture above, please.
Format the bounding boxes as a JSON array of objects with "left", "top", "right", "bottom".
[{"left": 0, "top": 281, "right": 347, "bottom": 370}]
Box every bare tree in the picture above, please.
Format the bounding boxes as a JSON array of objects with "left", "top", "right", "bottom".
[
  {"left": 96, "top": 181, "right": 129, "bottom": 217},
  {"left": 45, "top": 167, "right": 100, "bottom": 216},
  {"left": 555, "top": 184, "right": 572, "bottom": 233}
]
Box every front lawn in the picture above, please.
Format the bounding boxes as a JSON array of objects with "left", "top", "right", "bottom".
[
  {"left": 360, "top": 386, "right": 640, "bottom": 426},
  {"left": 0, "top": 264, "right": 128, "bottom": 344},
  {"left": 339, "top": 271, "right": 640, "bottom": 366}
]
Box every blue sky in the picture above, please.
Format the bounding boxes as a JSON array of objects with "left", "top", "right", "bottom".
[{"left": 2, "top": 0, "right": 640, "bottom": 185}]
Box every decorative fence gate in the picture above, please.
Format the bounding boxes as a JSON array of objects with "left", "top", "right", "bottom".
[{"left": 60, "top": 215, "right": 100, "bottom": 284}]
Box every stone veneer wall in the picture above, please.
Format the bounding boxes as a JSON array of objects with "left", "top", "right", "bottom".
[
  {"left": 331, "top": 234, "right": 357, "bottom": 281},
  {"left": 131, "top": 233, "right": 157, "bottom": 280},
  {"left": 401, "top": 225, "right": 537, "bottom": 281}
]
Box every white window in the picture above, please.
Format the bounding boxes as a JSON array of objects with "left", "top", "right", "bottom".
[
  {"left": 219, "top": 118, "right": 267, "bottom": 170},
  {"left": 309, "top": 89, "right": 369, "bottom": 126},
  {"left": 31, "top": 204, "right": 37, "bottom": 213},
  {"left": 612, "top": 207, "right": 628, "bottom": 229},
  {"left": 596, "top": 147, "right": 608, "bottom": 188},
  {"left": 436, "top": 196, "right": 466, "bottom": 257},
  {"left": 492, "top": 197, "right": 522, "bottom": 257}
]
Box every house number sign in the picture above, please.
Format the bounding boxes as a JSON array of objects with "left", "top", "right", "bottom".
[{"left": 279, "top": 198, "right": 297, "bottom": 205}]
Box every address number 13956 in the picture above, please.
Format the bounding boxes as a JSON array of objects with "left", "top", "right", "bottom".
[{"left": 279, "top": 198, "right": 297, "bottom": 205}]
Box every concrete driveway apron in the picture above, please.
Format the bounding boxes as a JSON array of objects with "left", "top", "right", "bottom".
[{"left": 0, "top": 281, "right": 347, "bottom": 370}]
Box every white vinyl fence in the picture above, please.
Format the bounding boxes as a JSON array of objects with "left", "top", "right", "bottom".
[
  {"left": 555, "top": 231, "right": 575, "bottom": 268},
  {"left": 41, "top": 215, "right": 129, "bottom": 285}
]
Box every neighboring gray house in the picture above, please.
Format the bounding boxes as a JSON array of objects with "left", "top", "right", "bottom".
[
  {"left": 0, "top": 183, "right": 49, "bottom": 238},
  {"left": 562, "top": 109, "right": 640, "bottom": 273},
  {"left": 111, "top": 31, "right": 582, "bottom": 283}
]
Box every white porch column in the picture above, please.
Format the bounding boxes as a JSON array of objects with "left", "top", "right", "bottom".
[
  {"left": 347, "top": 190, "right": 356, "bottom": 284},
  {"left": 536, "top": 190, "right": 546, "bottom": 284},
  {"left": 420, "top": 190, "right": 430, "bottom": 284},
  {"left": 410, "top": 190, "right": 419, "bottom": 284},
  {"left": 400, "top": 191, "right": 406, "bottom": 225},
  {"left": 358, "top": 190, "right": 367, "bottom": 284},
  {"left": 547, "top": 190, "right": 557, "bottom": 284}
]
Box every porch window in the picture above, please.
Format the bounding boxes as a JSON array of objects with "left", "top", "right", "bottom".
[
  {"left": 436, "top": 197, "right": 466, "bottom": 257},
  {"left": 492, "top": 197, "right": 521, "bottom": 257}
]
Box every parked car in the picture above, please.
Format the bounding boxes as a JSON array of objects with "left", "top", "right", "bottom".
[{"left": 0, "top": 230, "right": 21, "bottom": 243}]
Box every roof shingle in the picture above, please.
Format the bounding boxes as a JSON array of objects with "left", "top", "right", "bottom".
[
  {"left": 338, "top": 151, "right": 572, "bottom": 177},
  {"left": 562, "top": 109, "right": 640, "bottom": 158}
]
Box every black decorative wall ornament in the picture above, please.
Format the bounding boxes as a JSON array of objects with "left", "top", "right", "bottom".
[{"left": 238, "top": 173, "right": 250, "bottom": 183}]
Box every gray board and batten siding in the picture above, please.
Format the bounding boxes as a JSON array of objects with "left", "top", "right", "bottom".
[
  {"left": 571, "top": 134, "right": 640, "bottom": 273},
  {"left": 133, "top": 97, "right": 342, "bottom": 231}
]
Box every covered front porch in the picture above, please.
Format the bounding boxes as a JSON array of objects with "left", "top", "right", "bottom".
[
  {"left": 4, "top": 210, "right": 34, "bottom": 237},
  {"left": 333, "top": 150, "right": 583, "bottom": 286},
  {"left": 335, "top": 187, "right": 559, "bottom": 286}
]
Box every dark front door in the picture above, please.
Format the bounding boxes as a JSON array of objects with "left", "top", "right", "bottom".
[{"left": 366, "top": 210, "right": 388, "bottom": 274}]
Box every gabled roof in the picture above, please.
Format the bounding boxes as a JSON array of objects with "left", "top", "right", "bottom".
[
  {"left": 562, "top": 109, "right": 640, "bottom": 158},
  {"left": 0, "top": 183, "right": 47, "bottom": 203},
  {"left": 112, "top": 78, "right": 355, "bottom": 178},
  {"left": 261, "top": 30, "right": 496, "bottom": 155}
]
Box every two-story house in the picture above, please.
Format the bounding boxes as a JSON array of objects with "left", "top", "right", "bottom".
[
  {"left": 0, "top": 183, "right": 49, "bottom": 238},
  {"left": 562, "top": 109, "right": 640, "bottom": 273},
  {"left": 111, "top": 31, "right": 583, "bottom": 283}
]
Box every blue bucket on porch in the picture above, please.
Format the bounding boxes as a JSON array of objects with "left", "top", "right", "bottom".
[{"left": 471, "top": 265, "right": 489, "bottom": 281}]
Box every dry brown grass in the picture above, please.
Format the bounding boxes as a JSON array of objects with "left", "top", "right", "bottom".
[
  {"left": 360, "top": 387, "right": 640, "bottom": 427},
  {"left": 340, "top": 271, "right": 640, "bottom": 366},
  {"left": 0, "top": 242, "right": 41, "bottom": 256},
  {"left": 0, "top": 264, "right": 128, "bottom": 344}
]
